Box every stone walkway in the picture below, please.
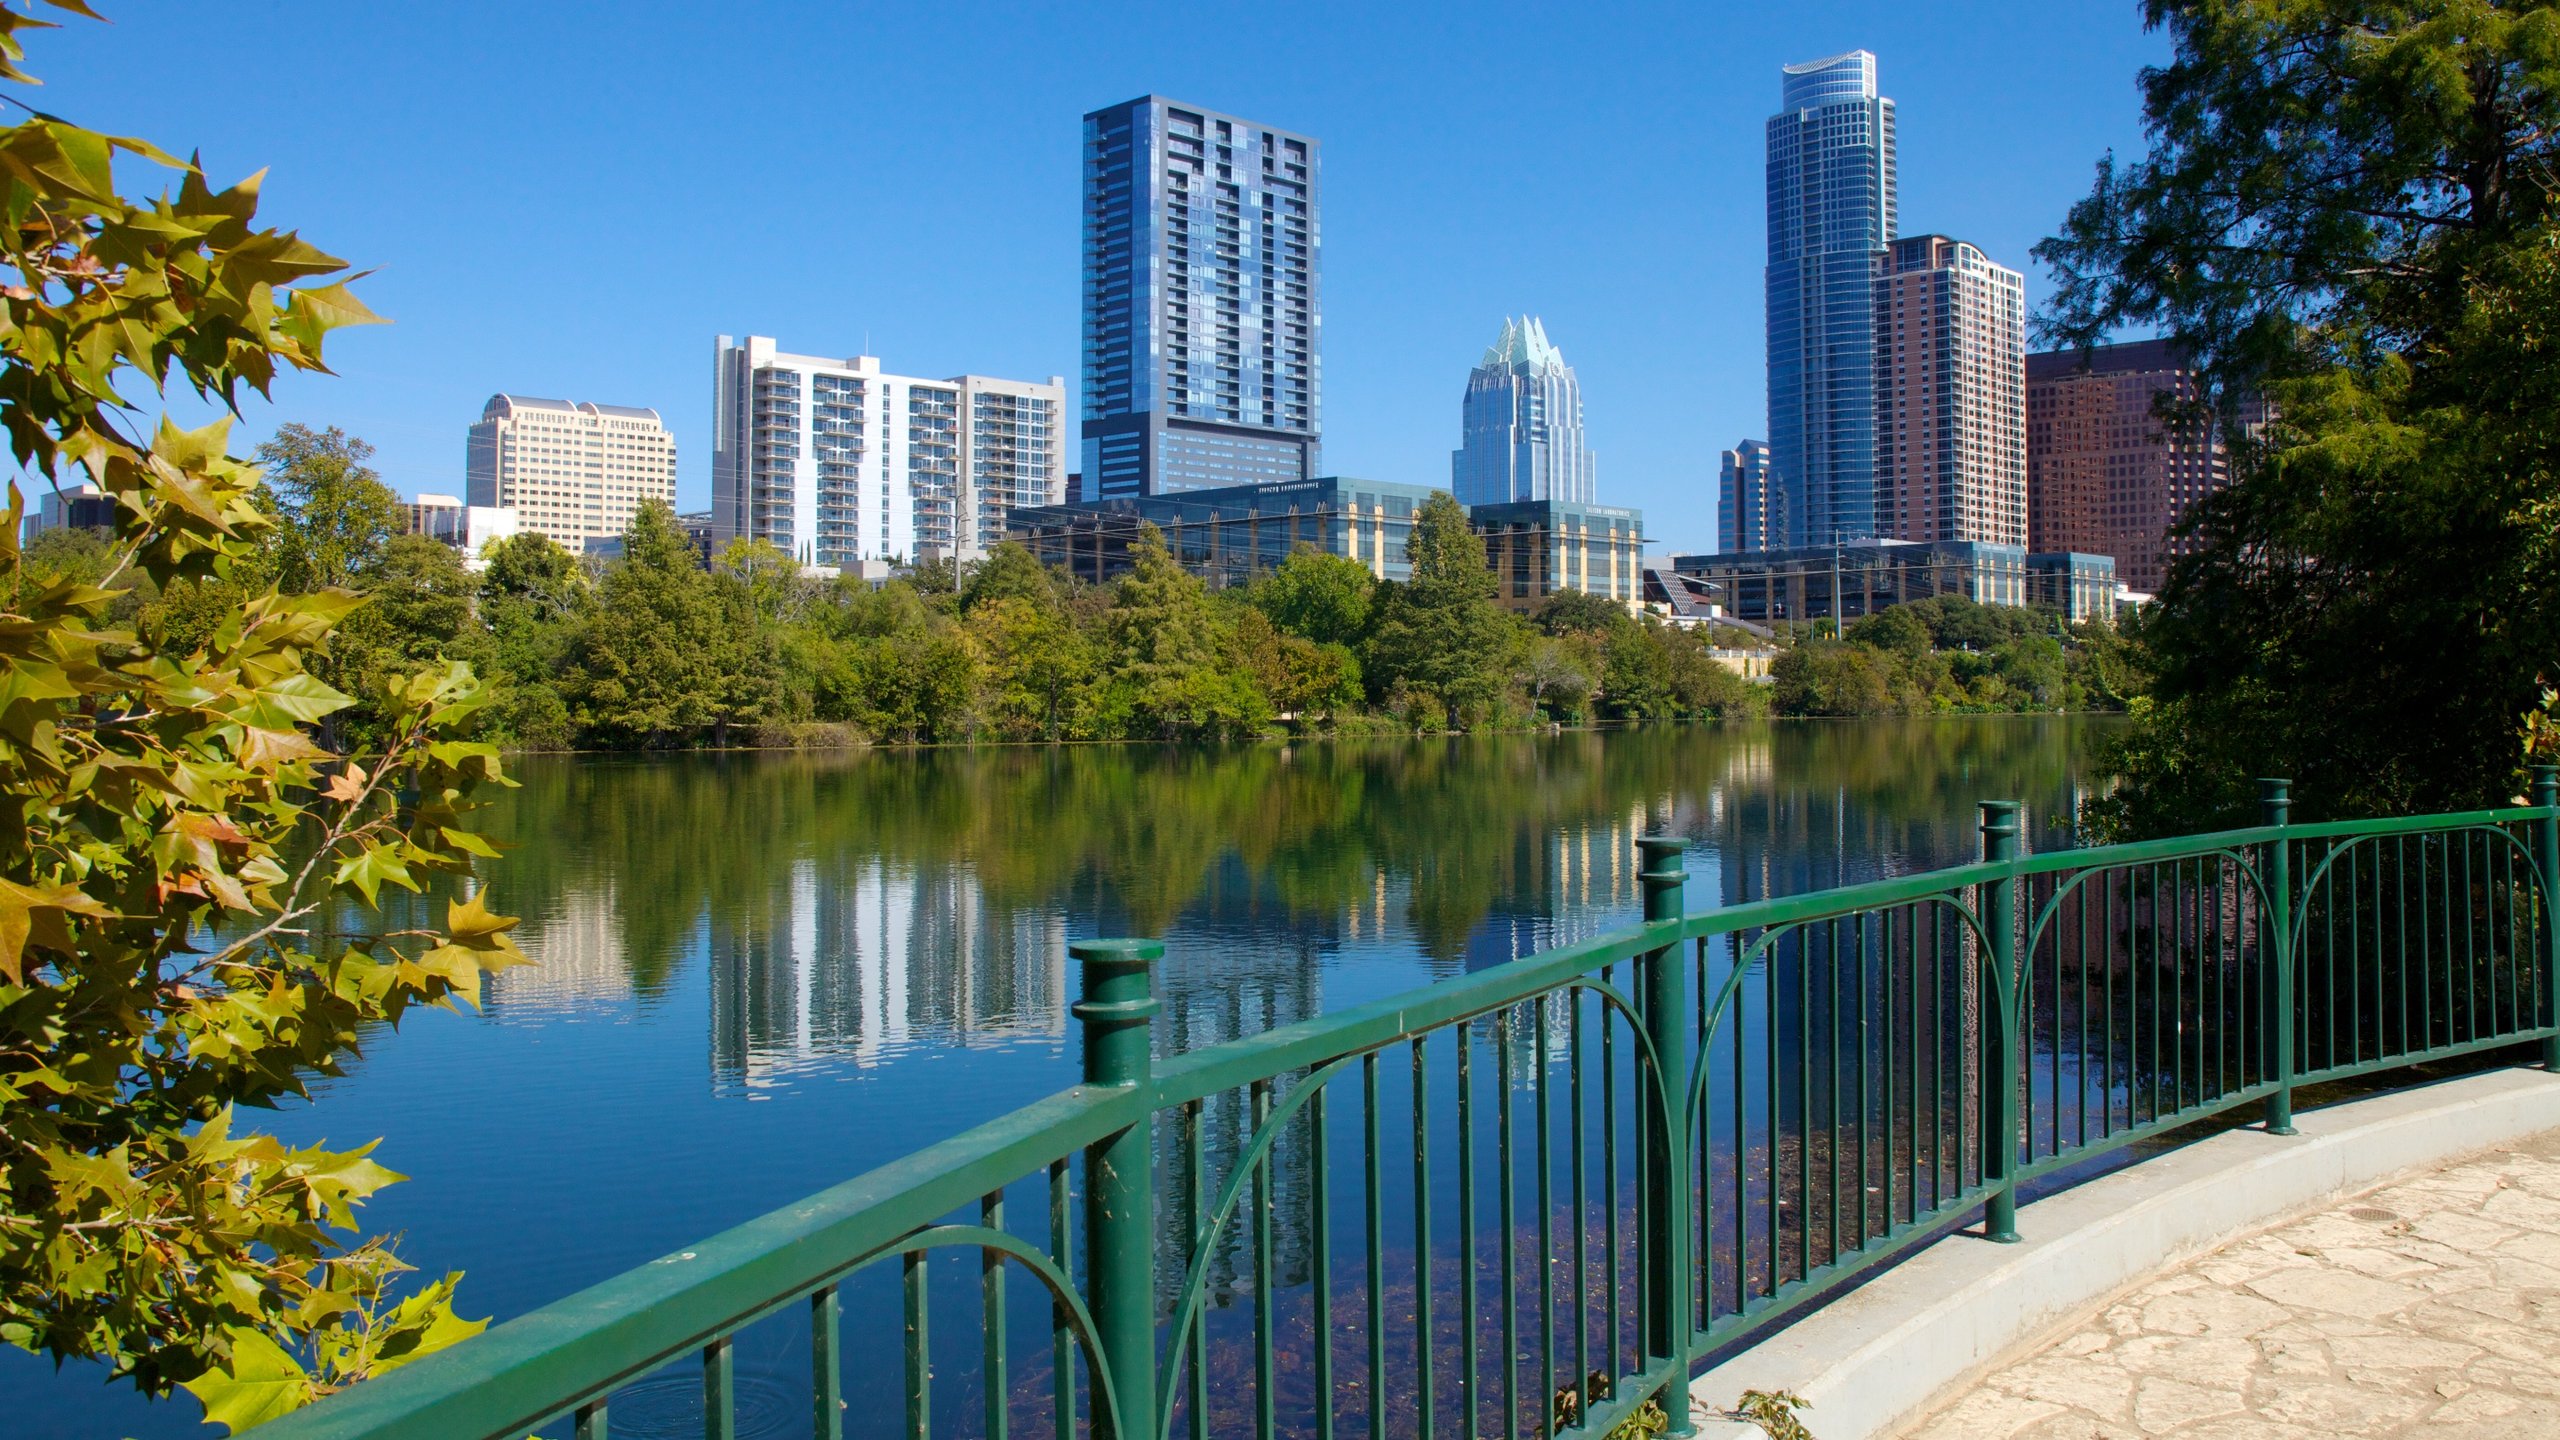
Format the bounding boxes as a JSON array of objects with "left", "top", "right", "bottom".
[{"left": 1894, "top": 1127, "right": 2560, "bottom": 1439}]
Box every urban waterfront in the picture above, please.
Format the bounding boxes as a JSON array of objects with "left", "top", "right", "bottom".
[{"left": 9, "top": 718, "right": 2110, "bottom": 1436}]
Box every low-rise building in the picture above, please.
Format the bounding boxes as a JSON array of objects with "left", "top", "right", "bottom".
[
  {"left": 1671, "top": 540, "right": 2116, "bottom": 627},
  {"left": 2026, "top": 551, "right": 2118, "bottom": 623},
  {"left": 406, "top": 492, "right": 521, "bottom": 570},
  {"left": 1469, "top": 498, "right": 1644, "bottom": 612},
  {"left": 1007, "top": 476, "right": 1437, "bottom": 589}
]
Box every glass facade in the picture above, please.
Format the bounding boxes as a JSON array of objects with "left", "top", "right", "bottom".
[
  {"left": 1766, "top": 50, "right": 1897, "bottom": 547},
  {"left": 1718, "top": 439, "right": 1783, "bottom": 553},
  {"left": 1468, "top": 498, "right": 1644, "bottom": 609},
  {"left": 1670, "top": 539, "right": 2057, "bottom": 625},
  {"left": 1451, "top": 316, "right": 1595, "bottom": 506},
  {"left": 1081, "top": 96, "right": 1321, "bottom": 498},
  {"left": 1008, "top": 477, "right": 1430, "bottom": 589}
]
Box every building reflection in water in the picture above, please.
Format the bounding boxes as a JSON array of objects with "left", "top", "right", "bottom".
[{"left": 707, "top": 857, "right": 1068, "bottom": 1093}]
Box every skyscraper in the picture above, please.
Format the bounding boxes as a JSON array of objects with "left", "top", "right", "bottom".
[
  {"left": 710, "top": 336, "right": 1065, "bottom": 568},
  {"left": 1766, "top": 50, "right": 1897, "bottom": 547},
  {"left": 1874, "top": 235, "right": 2027, "bottom": 545},
  {"left": 1452, "top": 316, "right": 1594, "bottom": 506},
  {"left": 1719, "top": 440, "right": 1783, "bottom": 553},
  {"left": 2026, "top": 338, "right": 2238, "bottom": 594},
  {"left": 1081, "top": 96, "right": 1320, "bottom": 499},
  {"left": 465, "top": 394, "right": 676, "bottom": 554}
]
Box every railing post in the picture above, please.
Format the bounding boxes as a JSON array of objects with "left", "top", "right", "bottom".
[
  {"left": 2260, "top": 779, "right": 2297, "bottom": 1135},
  {"left": 1636, "top": 836, "right": 1695, "bottom": 1434},
  {"left": 2534, "top": 766, "right": 2560, "bottom": 1070},
  {"left": 1074, "top": 939, "right": 1162, "bottom": 1440},
  {"left": 1977, "top": 802, "right": 2022, "bottom": 1243}
]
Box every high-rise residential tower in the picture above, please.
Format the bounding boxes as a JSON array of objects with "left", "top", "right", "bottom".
[
  {"left": 1081, "top": 96, "right": 1319, "bottom": 499},
  {"left": 1452, "top": 316, "right": 1594, "bottom": 506},
  {"left": 1766, "top": 50, "right": 1897, "bottom": 547},
  {"left": 1874, "top": 235, "right": 2027, "bottom": 546},
  {"left": 465, "top": 395, "right": 677, "bottom": 554},
  {"left": 2026, "top": 338, "right": 2239, "bottom": 594},
  {"left": 710, "top": 336, "right": 1065, "bottom": 568},
  {"left": 1719, "top": 440, "right": 1784, "bottom": 553}
]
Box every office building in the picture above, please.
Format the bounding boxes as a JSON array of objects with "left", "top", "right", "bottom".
[
  {"left": 1766, "top": 50, "right": 1897, "bottom": 546},
  {"left": 22, "top": 481, "right": 113, "bottom": 540},
  {"left": 1471, "top": 498, "right": 1643, "bottom": 611},
  {"left": 2026, "top": 338, "right": 2238, "bottom": 594},
  {"left": 1719, "top": 440, "right": 1783, "bottom": 553},
  {"left": 1874, "top": 234, "right": 2028, "bottom": 545},
  {"left": 405, "top": 493, "right": 521, "bottom": 568},
  {"left": 1008, "top": 476, "right": 1434, "bottom": 589},
  {"left": 1081, "top": 96, "right": 1320, "bottom": 498},
  {"left": 710, "top": 336, "right": 1066, "bottom": 568},
  {"left": 1452, "top": 316, "right": 1594, "bottom": 506},
  {"left": 465, "top": 395, "right": 676, "bottom": 555},
  {"left": 2026, "top": 551, "right": 2120, "bottom": 623}
]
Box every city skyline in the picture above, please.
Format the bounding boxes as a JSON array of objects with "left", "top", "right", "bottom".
[{"left": 20, "top": 4, "right": 2169, "bottom": 555}]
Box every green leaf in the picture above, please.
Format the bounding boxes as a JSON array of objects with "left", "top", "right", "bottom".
[
  {"left": 180, "top": 1327, "right": 312, "bottom": 1433},
  {"left": 331, "top": 845, "right": 416, "bottom": 908},
  {"left": 251, "top": 671, "right": 355, "bottom": 725}
]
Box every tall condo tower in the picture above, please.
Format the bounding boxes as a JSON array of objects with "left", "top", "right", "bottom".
[
  {"left": 1719, "top": 440, "right": 1784, "bottom": 553},
  {"left": 710, "top": 335, "right": 1065, "bottom": 568},
  {"left": 2026, "top": 339, "right": 2241, "bottom": 593},
  {"left": 1874, "top": 235, "right": 2027, "bottom": 545},
  {"left": 465, "top": 395, "right": 676, "bottom": 554},
  {"left": 1452, "top": 316, "right": 1595, "bottom": 506},
  {"left": 1081, "top": 96, "right": 1320, "bottom": 499},
  {"left": 1766, "top": 50, "right": 1897, "bottom": 547}
]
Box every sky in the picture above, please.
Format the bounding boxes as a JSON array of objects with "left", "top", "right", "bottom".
[{"left": 25, "top": 2, "right": 2171, "bottom": 555}]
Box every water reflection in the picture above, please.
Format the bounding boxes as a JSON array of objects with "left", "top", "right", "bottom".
[{"left": 482, "top": 720, "right": 2108, "bottom": 1088}]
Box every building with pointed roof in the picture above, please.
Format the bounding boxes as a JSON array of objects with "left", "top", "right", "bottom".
[{"left": 1452, "top": 315, "right": 1595, "bottom": 507}]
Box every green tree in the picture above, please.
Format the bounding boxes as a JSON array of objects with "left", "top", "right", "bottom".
[
  {"left": 1107, "top": 524, "right": 1268, "bottom": 740},
  {"left": 969, "top": 593, "right": 1096, "bottom": 740},
  {"left": 1529, "top": 588, "right": 1628, "bottom": 639},
  {"left": 1363, "top": 492, "right": 1521, "bottom": 728},
  {"left": 0, "top": 9, "right": 521, "bottom": 1424},
  {"left": 959, "top": 540, "right": 1056, "bottom": 614},
  {"left": 2038, "top": 0, "right": 2560, "bottom": 831},
  {"left": 328, "top": 535, "right": 489, "bottom": 743},
  {"left": 1252, "top": 543, "right": 1376, "bottom": 648},
  {"left": 255, "top": 423, "right": 404, "bottom": 595},
  {"left": 570, "top": 501, "right": 723, "bottom": 746},
  {"left": 477, "top": 532, "right": 587, "bottom": 747}
]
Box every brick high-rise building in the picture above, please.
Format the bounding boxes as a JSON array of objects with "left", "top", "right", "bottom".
[
  {"left": 1873, "top": 234, "right": 2027, "bottom": 546},
  {"left": 2024, "top": 338, "right": 2233, "bottom": 595},
  {"left": 466, "top": 395, "right": 677, "bottom": 554}
]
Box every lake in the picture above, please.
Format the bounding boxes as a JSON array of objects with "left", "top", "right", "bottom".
[{"left": 14, "top": 717, "right": 2119, "bottom": 1438}]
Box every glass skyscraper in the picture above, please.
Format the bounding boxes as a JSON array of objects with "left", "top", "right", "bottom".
[
  {"left": 1765, "top": 50, "right": 1897, "bottom": 546},
  {"left": 1452, "top": 316, "right": 1595, "bottom": 506},
  {"left": 1081, "top": 96, "right": 1320, "bottom": 499}
]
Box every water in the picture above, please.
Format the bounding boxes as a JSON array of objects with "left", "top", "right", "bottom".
[{"left": 10, "top": 716, "right": 2116, "bottom": 1438}]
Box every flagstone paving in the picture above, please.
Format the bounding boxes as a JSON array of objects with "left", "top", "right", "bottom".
[{"left": 1892, "top": 1126, "right": 2560, "bottom": 1439}]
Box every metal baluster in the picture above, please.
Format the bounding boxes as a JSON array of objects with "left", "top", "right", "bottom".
[
  {"left": 1184, "top": 1104, "right": 1206, "bottom": 1440},
  {"left": 576, "top": 1400, "right": 608, "bottom": 1440},
  {"left": 904, "top": 1252, "right": 929, "bottom": 1440},
  {"left": 1635, "top": 836, "right": 1694, "bottom": 1435},
  {"left": 1979, "top": 802, "right": 2022, "bottom": 1244},
  {"left": 1313, "top": 1085, "right": 1336, "bottom": 1440},
  {"left": 1072, "top": 939, "right": 1161, "bottom": 1440},
  {"left": 706, "top": 1335, "right": 736, "bottom": 1440},
  {"left": 813, "top": 1285, "right": 842, "bottom": 1440},
  {"left": 1047, "top": 1160, "right": 1074, "bottom": 1440},
  {"left": 1253, "top": 1082, "right": 1277, "bottom": 1440},
  {"left": 1495, "top": 1014, "right": 1519, "bottom": 1440},
  {"left": 984, "top": 1193, "right": 1008, "bottom": 1440},
  {"left": 1456, "top": 1031, "right": 1481, "bottom": 1439},
  {"left": 1365, "top": 1054, "right": 1386, "bottom": 1440},
  {"left": 2533, "top": 766, "right": 2560, "bottom": 1066},
  {"left": 1412, "top": 1037, "right": 1436, "bottom": 1440},
  {"left": 1602, "top": 961, "right": 1621, "bottom": 1380},
  {"left": 1547, "top": 1001, "right": 1565, "bottom": 1438}
]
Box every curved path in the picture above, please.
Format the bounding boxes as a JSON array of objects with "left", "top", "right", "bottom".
[{"left": 1892, "top": 1127, "right": 2560, "bottom": 1439}]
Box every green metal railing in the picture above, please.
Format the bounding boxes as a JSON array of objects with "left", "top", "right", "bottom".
[{"left": 260, "top": 772, "right": 2560, "bottom": 1440}]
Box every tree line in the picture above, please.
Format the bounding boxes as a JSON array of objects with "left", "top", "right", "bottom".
[{"left": 21, "top": 424, "right": 2139, "bottom": 751}]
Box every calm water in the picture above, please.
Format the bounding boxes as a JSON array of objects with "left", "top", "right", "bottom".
[{"left": 18, "top": 717, "right": 2117, "bottom": 1438}]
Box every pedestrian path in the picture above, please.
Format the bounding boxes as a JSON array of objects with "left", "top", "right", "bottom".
[{"left": 1892, "top": 1126, "right": 2560, "bottom": 1439}]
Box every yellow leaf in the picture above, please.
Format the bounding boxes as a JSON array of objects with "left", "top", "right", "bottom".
[{"left": 180, "top": 1326, "right": 313, "bottom": 1433}]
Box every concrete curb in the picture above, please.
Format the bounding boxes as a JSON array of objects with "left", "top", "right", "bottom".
[{"left": 1684, "top": 1065, "right": 2560, "bottom": 1440}]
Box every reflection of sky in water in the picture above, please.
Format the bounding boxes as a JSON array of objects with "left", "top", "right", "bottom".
[{"left": 5, "top": 719, "right": 2111, "bottom": 1437}]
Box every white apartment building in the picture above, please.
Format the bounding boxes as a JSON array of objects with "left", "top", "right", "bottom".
[
  {"left": 464, "top": 395, "right": 677, "bottom": 553},
  {"left": 710, "top": 335, "right": 1065, "bottom": 568}
]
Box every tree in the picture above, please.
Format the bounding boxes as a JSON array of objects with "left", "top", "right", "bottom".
[
  {"left": 2038, "top": 1, "right": 2560, "bottom": 831},
  {"left": 477, "top": 533, "right": 587, "bottom": 747},
  {"left": 1519, "top": 635, "right": 1596, "bottom": 723},
  {"left": 329, "top": 534, "right": 487, "bottom": 741},
  {"left": 256, "top": 423, "right": 405, "bottom": 595},
  {"left": 1107, "top": 524, "right": 1268, "bottom": 740},
  {"left": 570, "top": 501, "right": 724, "bottom": 746},
  {"left": 959, "top": 540, "right": 1055, "bottom": 614},
  {"left": 1530, "top": 588, "right": 1628, "bottom": 639},
  {"left": 969, "top": 593, "right": 1095, "bottom": 740},
  {"left": 1251, "top": 543, "right": 1376, "bottom": 648},
  {"left": 0, "top": 9, "right": 520, "bottom": 1425},
  {"left": 1363, "top": 492, "right": 1520, "bottom": 728}
]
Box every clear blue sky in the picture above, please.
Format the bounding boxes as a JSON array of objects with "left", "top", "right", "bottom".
[{"left": 28, "top": 2, "right": 2167, "bottom": 554}]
